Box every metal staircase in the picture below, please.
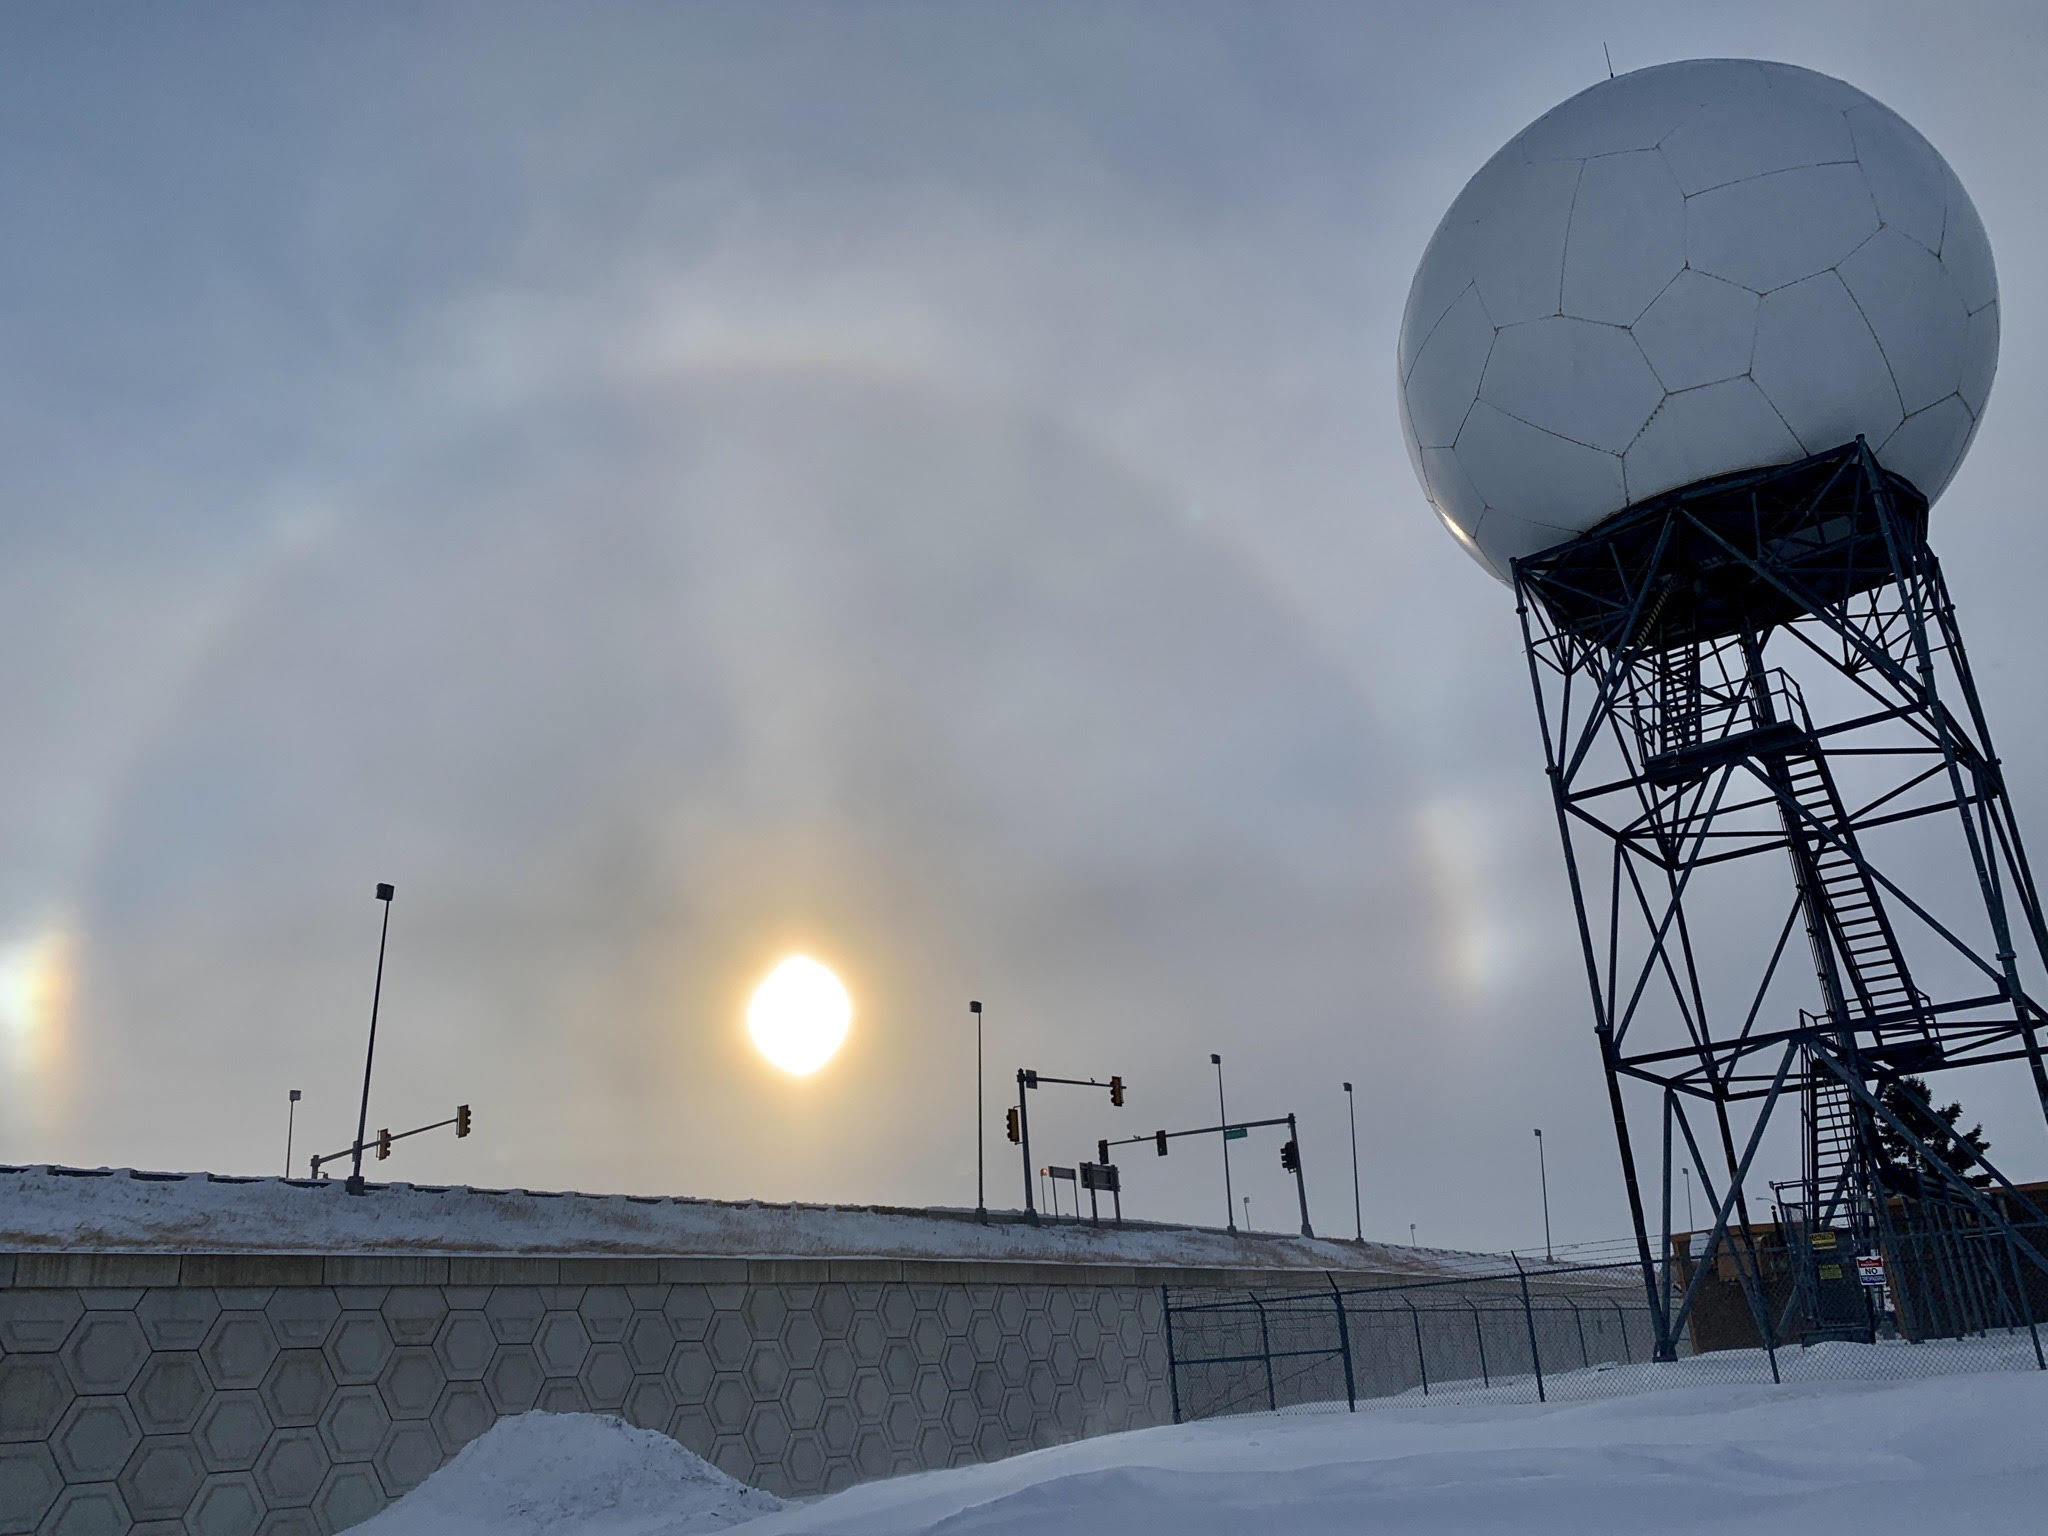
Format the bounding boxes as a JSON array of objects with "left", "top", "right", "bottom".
[{"left": 1777, "top": 747, "right": 1930, "bottom": 1046}]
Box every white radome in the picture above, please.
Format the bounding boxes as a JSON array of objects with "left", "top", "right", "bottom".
[{"left": 1399, "top": 59, "right": 1999, "bottom": 582}]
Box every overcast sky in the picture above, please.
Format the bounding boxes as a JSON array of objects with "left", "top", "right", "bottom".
[{"left": 5, "top": 1, "right": 2048, "bottom": 1252}]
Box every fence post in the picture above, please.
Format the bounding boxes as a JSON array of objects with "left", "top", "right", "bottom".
[
  {"left": 1611, "top": 1298, "right": 1633, "bottom": 1364},
  {"left": 1250, "top": 1292, "right": 1277, "bottom": 1412},
  {"left": 1404, "top": 1296, "right": 1430, "bottom": 1395},
  {"left": 1162, "top": 1286, "right": 1182, "bottom": 1424},
  {"left": 2002, "top": 1229, "right": 2046, "bottom": 1370},
  {"left": 1513, "top": 1254, "right": 1546, "bottom": 1403},
  {"left": 1469, "top": 1301, "right": 1489, "bottom": 1387},
  {"left": 1569, "top": 1297, "right": 1589, "bottom": 1367},
  {"left": 1326, "top": 1273, "right": 1356, "bottom": 1411}
]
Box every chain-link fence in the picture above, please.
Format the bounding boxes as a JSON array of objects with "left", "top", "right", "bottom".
[{"left": 1162, "top": 1247, "right": 2048, "bottom": 1423}]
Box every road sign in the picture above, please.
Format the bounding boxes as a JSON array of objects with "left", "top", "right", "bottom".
[
  {"left": 1856, "top": 1254, "right": 1887, "bottom": 1288},
  {"left": 1223, "top": 1126, "right": 1248, "bottom": 1141},
  {"left": 1048, "top": 1165, "right": 1077, "bottom": 1183},
  {"left": 1080, "top": 1162, "right": 1120, "bottom": 1192}
]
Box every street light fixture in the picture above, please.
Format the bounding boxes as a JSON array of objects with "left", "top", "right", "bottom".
[
  {"left": 347, "top": 882, "right": 396, "bottom": 1196},
  {"left": 1343, "top": 1081, "right": 1362, "bottom": 1242},
  {"left": 1212, "top": 1053, "right": 1235, "bottom": 1233}
]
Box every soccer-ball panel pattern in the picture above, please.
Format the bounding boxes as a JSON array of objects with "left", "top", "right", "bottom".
[
  {"left": 1632, "top": 271, "right": 1758, "bottom": 391},
  {"left": 1481, "top": 317, "right": 1663, "bottom": 455},
  {"left": 1624, "top": 378, "right": 1802, "bottom": 507},
  {"left": 1838, "top": 231, "right": 1967, "bottom": 414},
  {"left": 1404, "top": 285, "right": 1493, "bottom": 449},
  {"left": 1660, "top": 90, "right": 1854, "bottom": 194},
  {"left": 1684, "top": 164, "right": 1878, "bottom": 294},
  {"left": 1561, "top": 153, "right": 1686, "bottom": 325},
  {"left": 1751, "top": 273, "right": 1903, "bottom": 455},
  {"left": 1398, "top": 58, "right": 1999, "bottom": 583}
]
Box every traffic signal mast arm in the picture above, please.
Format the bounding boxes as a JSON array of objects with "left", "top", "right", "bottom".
[
  {"left": 1102, "top": 1114, "right": 1293, "bottom": 1148},
  {"left": 1102, "top": 1111, "right": 1314, "bottom": 1238},
  {"left": 308, "top": 1106, "right": 472, "bottom": 1180},
  {"left": 1014, "top": 1068, "right": 1128, "bottom": 1223}
]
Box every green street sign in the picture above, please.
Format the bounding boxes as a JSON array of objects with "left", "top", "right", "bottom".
[{"left": 1223, "top": 1126, "right": 1248, "bottom": 1141}]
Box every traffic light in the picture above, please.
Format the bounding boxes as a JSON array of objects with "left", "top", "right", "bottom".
[
  {"left": 1097, "top": 1140, "right": 1110, "bottom": 1165},
  {"left": 376, "top": 1129, "right": 392, "bottom": 1161},
  {"left": 1155, "top": 1130, "right": 1169, "bottom": 1157},
  {"left": 1109, "top": 1075, "right": 1124, "bottom": 1107},
  {"left": 456, "top": 1105, "right": 471, "bottom": 1138},
  {"left": 1006, "top": 1107, "right": 1021, "bottom": 1144},
  {"left": 1280, "top": 1139, "right": 1299, "bottom": 1173}
]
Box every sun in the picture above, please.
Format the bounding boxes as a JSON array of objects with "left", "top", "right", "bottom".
[{"left": 747, "top": 956, "right": 852, "bottom": 1076}]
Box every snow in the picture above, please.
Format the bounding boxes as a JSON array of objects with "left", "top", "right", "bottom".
[
  {"left": 0, "top": 1163, "right": 1500, "bottom": 1276},
  {"left": 744, "top": 1366, "right": 2048, "bottom": 1536},
  {"left": 351, "top": 1413, "right": 785, "bottom": 1536},
  {"left": 359, "top": 1355, "right": 2048, "bottom": 1536}
]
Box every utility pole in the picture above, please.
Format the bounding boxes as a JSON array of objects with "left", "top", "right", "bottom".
[
  {"left": 1534, "top": 1127, "right": 1553, "bottom": 1260},
  {"left": 1213, "top": 1053, "right": 1235, "bottom": 1232},
  {"left": 1343, "top": 1081, "right": 1362, "bottom": 1242},
  {"left": 971, "top": 1001, "right": 985, "bottom": 1222},
  {"left": 284, "top": 1089, "right": 301, "bottom": 1178},
  {"left": 1015, "top": 1070, "right": 1035, "bottom": 1220},
  {"left": 347, "top": 883, "right": 396, "bottom": 1196}
]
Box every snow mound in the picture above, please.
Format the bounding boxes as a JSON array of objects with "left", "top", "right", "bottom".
[{"left": 352, "top": 1412, "right": 786, "bottom": 1536}]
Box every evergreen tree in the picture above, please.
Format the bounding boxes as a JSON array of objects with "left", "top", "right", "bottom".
[{"left": 1874, "top": 1075, "right": 1988, "bottom": 1180}]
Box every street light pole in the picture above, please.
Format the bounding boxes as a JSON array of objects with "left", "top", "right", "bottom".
[
  {"left": 1534, "top": 1127, "right": 1552, "bottom": 1260},
  {"left": 1343, "top": 1081, "right": 1362, "bottom": 1243},
  {"left": 1212, "top": 1053, "right": 1235, "bottom": 1233},
  {"left": 347, "top": 883, "right": 396, "bottom": 1197},
  {"left": 970, "top": 1001, "right": 985, "bottom": 1221},
  {"left": 1243, "top": 1195, "right": 1251, "bottom": 1231},
  {"left": 284, "top": 1089, "right": 301, "bottom": 1178}
]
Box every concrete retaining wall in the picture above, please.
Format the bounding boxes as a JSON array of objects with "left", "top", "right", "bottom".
[{"left": 0, "top": 1249, "right": 1243, "bottom": 1536}]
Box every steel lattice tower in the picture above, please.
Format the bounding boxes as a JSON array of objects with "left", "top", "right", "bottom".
[{"left": 1514, "top": 438, "right": 2048, "bottom": 1359}]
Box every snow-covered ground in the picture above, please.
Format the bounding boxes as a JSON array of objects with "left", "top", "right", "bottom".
[
  {"left": 348, "top": 1414, "right": 786, "bottom": 1536},
  {"left": 0, "top": 1162, "right": 1496, "bottom": 1274},
  {"left": 365, "top": 1359, "right": 2048, "bottom": 1536}
]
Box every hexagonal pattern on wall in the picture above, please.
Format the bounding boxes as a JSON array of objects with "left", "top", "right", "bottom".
[
  {"left": 192, "top": 1396, "right": 271, "bottom": 1475},
  {"left": 0, "top": 1293, "right": 83, "bottom": 1354},
  {"left": 258, "top": 1353, "right": 334, "bottom": 1431},
  {"left": 315, "top": 1389, "right": 388, "bottom": 1467},
  {"left": 322, "top": 1316, "right": 392, "bottom": 1389},
  {"left": 0, "top": 1443, "right": 64, "bottom": 1534},
  {"left": 260, "top": 1295, "right": 338, "bottom": 1354},
  {"left": 0, "top": 1357, "right": 71, "bottom": 1444},
  {"left": 2, "top": 1272, "right": 1173, "bottom": 1528},
  {"left": 61, "top": 1317, "right": 150, "bottom": 1398},
  {"left": 198, "top": 1318, "right": 278, "bottom": 1394},
  {"left": 251, "top": 1430, "right": 327, "bottom": 1511},
  {"left": 115, "top": 1438, "right": 204, "bottom": 1523},
  {"left": 36, "top": 1480, "right": 130, "bottom": 1536},
  {"left": 186, "top": 1472, "right": 262, "bottom": 1536},
  {"left": 126, "top": 1355, "right": 209, "bottom": 1439},
  {"left": 50, "top": 1400, "right": 141, "bottom": 1486},
  {"left": 133, "top": 1293, "right": 218, "bottom": 1354}
]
